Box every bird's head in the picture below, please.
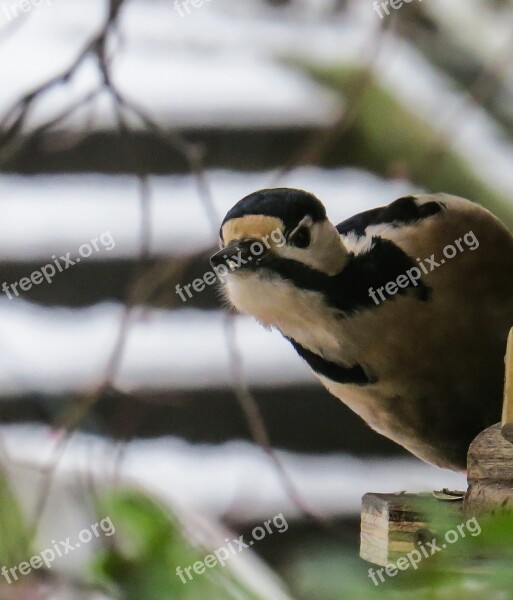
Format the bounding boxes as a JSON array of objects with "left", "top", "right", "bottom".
[{"left": 210, "top": 188, "right": 349, "bottom": 325}]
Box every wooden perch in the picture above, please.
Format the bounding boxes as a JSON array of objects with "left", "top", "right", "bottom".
[
  {"left": 360, "top": 493, "right": 463, "bottom": 566},
  {"left": 464, "top": 328, "right": 513, "bottom": 516},
  {"left": 501, "top": 328, "right": 513, "bottom": 442}
]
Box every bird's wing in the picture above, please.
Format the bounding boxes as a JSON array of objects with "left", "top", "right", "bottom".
[
  {"left": 326, "top": 195, "right": 452, "bottom": 315},
  {"left": 336, "top": 195, "right": 444, "bottom": 239},
  {"left": 336, "top": 206, "right": 386, "bottom": 237},
  {"left": 329, "top": 236, "right": 431, "bottom": 315}
]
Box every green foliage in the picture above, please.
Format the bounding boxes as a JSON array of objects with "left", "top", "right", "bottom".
[
  {"left": 284, "top": 509, "right": 513, "bottom": 600},
  {"left": 91, "top": 489, "right": 262, "bottom": 600},
  {"left": 0, "top": 472, "right": 31, "bottom": 569}
]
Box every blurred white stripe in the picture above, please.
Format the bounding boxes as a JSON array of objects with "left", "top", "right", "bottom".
[
  {"left": 2, "top": 425, "right": 467, "bottom": 523},
  {"left": 0, "top": 168, "right": 413, "bottom": 260},
  {"left": 0, "top": 303, "right": 313, "bottom": 395}
]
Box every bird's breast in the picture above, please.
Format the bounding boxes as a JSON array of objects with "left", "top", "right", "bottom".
[{"left": 224, "top": 271, "right": 356, "bottom": 359}]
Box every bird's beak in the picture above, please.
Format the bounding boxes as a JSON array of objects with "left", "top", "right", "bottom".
[{"left": 210, "top": 240, "right": 265, "bottom": 270}]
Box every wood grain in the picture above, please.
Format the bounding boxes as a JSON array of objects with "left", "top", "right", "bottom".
[
  {"left": 465, "top": 423, "right": 513, "bottom": 515},
  {"left": 502, "top": 328, "right": 513, "bottom": 442},
  {"left": 361, "top": 493, "right": 462, "bottom": 566}
]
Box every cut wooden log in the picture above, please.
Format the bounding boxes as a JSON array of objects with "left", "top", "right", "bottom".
[
  {"left": 360, "top": 492, "right": 463, "bottom": 566},
  {"left": 501, "top": 328, "right": 513, "bottom": 442}
]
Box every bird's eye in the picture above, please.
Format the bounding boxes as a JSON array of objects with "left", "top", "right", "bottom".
[{"left": 290, "top": 226, "right": 311, "bottom": 249}]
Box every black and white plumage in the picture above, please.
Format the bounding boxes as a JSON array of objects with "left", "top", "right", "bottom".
[{"left": 211, "top": 190, "right": 513, "bottom": 470}]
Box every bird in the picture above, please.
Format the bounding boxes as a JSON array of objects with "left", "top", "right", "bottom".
[{"left": 210, "top": 189, "right": 513, "bottom": 471}]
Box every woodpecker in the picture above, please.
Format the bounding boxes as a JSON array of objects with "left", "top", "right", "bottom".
[{"left": 211, "top": 189, "right": 513, "bottom": 471}]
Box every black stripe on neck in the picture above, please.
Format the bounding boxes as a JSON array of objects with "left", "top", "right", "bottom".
[
  {"left": 286, "top": 337, "right": 375, "bottom": 386},
  {"left": 263, "top": 237, "right": 431, "bottom": 315}
]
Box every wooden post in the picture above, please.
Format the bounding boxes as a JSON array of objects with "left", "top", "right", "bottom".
[
  {"left": 501, "top": 328, "right": 513, "bottom": 442},
  {"left": 463, "top": 328, "right": 513, "bottom": 516}
]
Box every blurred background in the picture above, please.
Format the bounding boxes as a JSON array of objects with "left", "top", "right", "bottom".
[{"left": 0, "top": 0, "right": 512, "bottom": 598}]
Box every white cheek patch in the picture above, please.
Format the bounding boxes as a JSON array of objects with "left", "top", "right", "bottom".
[{"left": 276, "top": 221, "right": 348, "bottom": 275}]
